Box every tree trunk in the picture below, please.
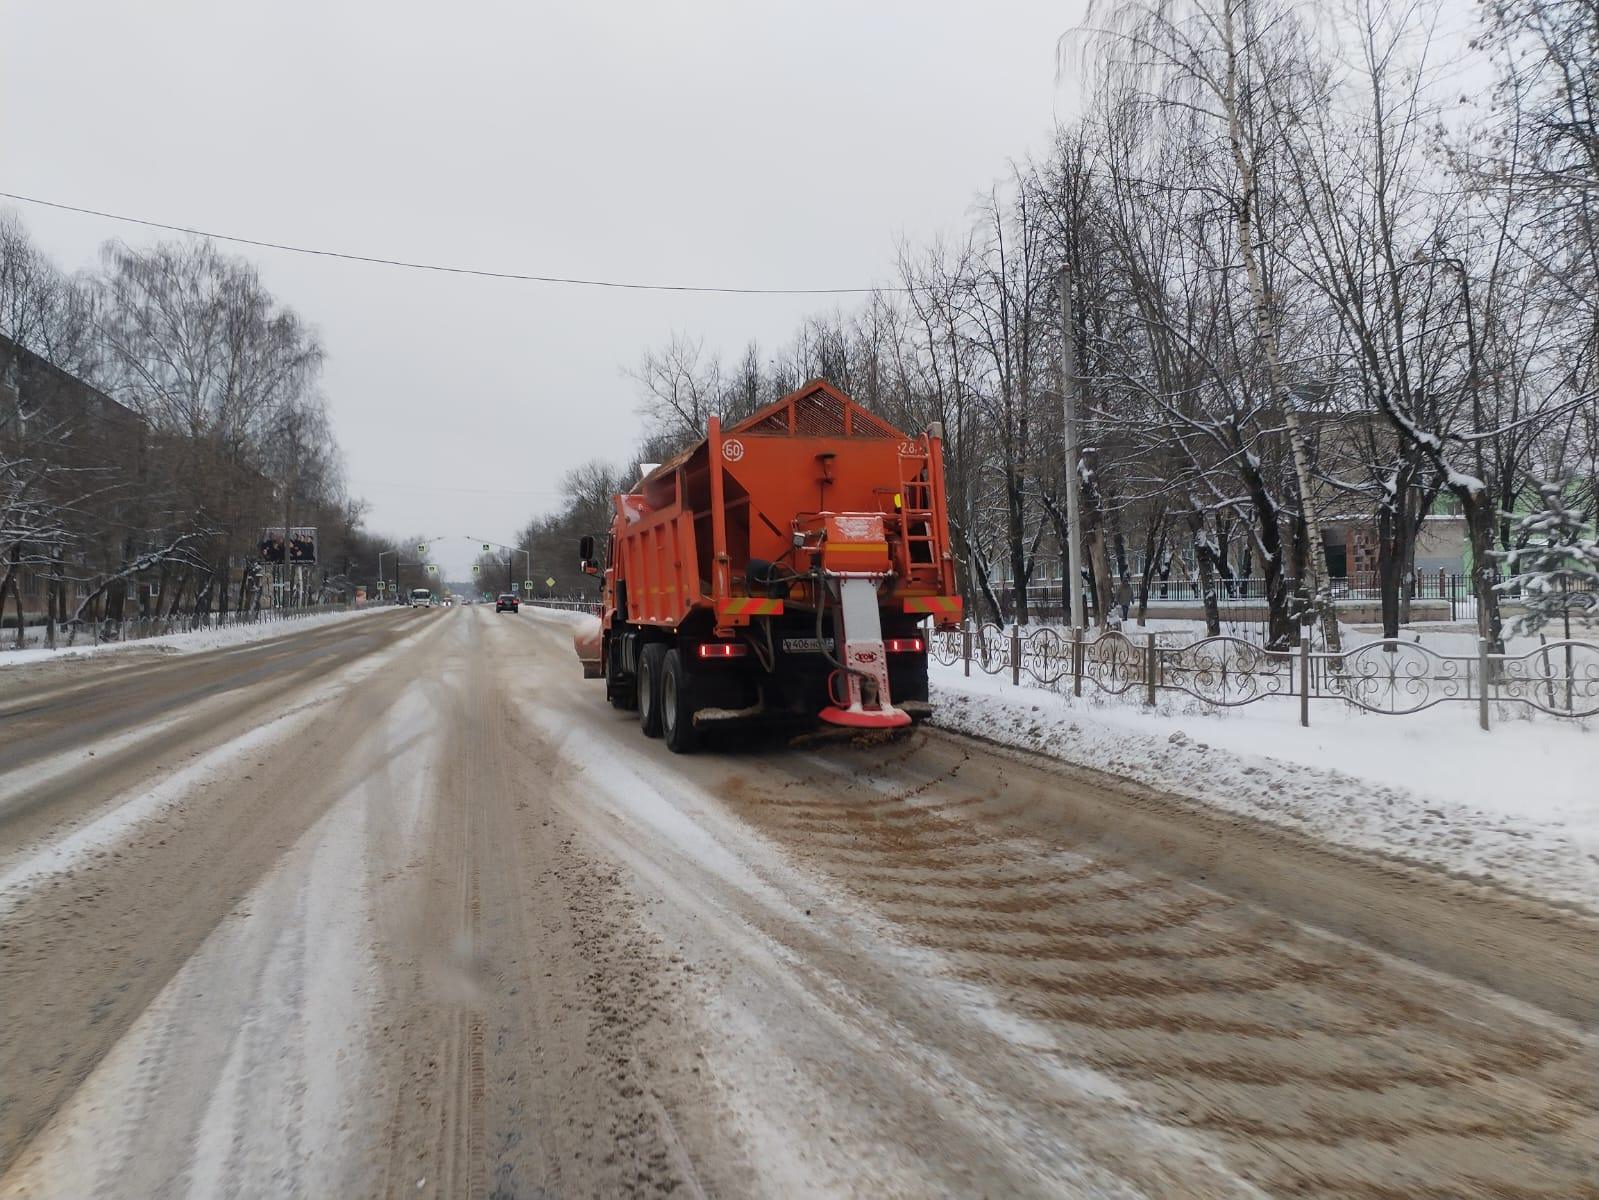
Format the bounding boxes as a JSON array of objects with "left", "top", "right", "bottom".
[
  {"left": 1463, "top": 490, "right": 1504, "bottom": 652},
  {"left": 1, "top": 549, "right": 19, "bottom": 647},
  {"left": 1219, "top": 0, "right": 1340, "bottom": 653},
  {"left": 1185, "top": 506, "right": 1223, "bottom": 637},
  {"left": 1088, "top": 529, "right": 1113, "bottom": 627},
  {"left": 1005, "top": 469, "right": 1030, "bottom": 625},
  {"left": 1135, "top": 518, "right": 1166, "bottom": 627},
  {"left": 45, "top": 546, "right": 62, "bottom": 648},
  {"left": 1377, "top": 492, "right": 1402, "bottom": 640}
]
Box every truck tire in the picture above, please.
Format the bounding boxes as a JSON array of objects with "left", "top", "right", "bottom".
[
  {"left": 607, "top": 636, "right": 636, "bottom": 710},
  {"left": 660, "top": 649, "right": 699, "bottom": 754},
  {"left": 638, "top": 642, "right": 667, "bottom": 738}
]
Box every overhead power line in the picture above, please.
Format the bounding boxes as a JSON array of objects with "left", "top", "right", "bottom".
[{"left": 0, "top": 190, "right": 904, "bottom": 296}]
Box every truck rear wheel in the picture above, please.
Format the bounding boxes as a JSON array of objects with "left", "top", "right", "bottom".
[
  {"left": 660, "top": 649, "right": 699, "bottom": 754},
  {"left": 637, "top": 642, "right": 667, "bottom": 738},
  {"left": 607, "top": 637, "right": 637, "bottom": 710}
]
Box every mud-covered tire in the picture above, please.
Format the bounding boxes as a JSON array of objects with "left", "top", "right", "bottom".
[
  {"left": 660, "top": 649, "right": 699, "bottom": 754},
  {"left": 637, "top": 643, "right": 667, "bottom": 738}
]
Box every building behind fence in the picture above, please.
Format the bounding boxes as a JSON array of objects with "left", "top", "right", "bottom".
[{"left": 997, "top": 569, "right": 1594, "bottom": 627}]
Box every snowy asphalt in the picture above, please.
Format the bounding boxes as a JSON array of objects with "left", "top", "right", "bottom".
[{"left": 0, "top": 605, "right": 1594, "bottom": 1197}]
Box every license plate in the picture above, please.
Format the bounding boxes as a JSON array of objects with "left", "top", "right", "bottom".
[{"left": 782, "top": 637, "right": 835, "bottom": 653}]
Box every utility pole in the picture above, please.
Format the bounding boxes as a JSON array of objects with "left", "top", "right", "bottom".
[{"left": 1059, "top": 265, "right": 1086, "bottom": 630}]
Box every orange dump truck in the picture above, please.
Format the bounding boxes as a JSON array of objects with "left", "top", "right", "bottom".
[{"left": 576, "top": 380, "right": 963, "bottom": 752}]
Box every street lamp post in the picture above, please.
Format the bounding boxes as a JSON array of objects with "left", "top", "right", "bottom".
[{"left": 1059, "top": 265, "right": 1086, "bottom": 630}]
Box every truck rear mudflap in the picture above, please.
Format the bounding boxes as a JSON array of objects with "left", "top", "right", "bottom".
[{"left": 817, "top": 577, "right": 911, "bottom": 730}]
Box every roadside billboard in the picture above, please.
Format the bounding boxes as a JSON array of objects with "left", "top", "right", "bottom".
[
  {"left": 288, "top": 527, "right": 318, "bottom": 564},
  {"left": 258, "top": 528, "right": 287, "bottom": 563},
  {"left": 259, "top": 527, "right": 318, "bottom": 564}
]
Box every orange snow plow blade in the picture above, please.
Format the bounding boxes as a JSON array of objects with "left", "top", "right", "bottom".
[{"left": 573, "top": 613, "right": 603, "bottom": 679}]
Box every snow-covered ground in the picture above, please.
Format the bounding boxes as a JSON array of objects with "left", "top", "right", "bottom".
[
  {"left": 518, "top": 605, "right": 1597, "bottom": 907},
  {"left": 930, "top": 661, "right": 1598, "bottom": 912},
  {"left": 0, "top": 684, "right": 439, "bottom": 1198},
  {"left": 0, "top": 605, "right": 390, "bottom": 669}
]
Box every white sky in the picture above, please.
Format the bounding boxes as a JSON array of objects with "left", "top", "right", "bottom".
[{"left": 3, "top": 0, "right": 1087, "bottom": 577}]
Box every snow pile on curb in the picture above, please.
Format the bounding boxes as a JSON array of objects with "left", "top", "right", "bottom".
[
  {"left": 930, "top": 664, "right": 1598, "bottom": 912},
  {"left": 0, "top": 605, "right": 390, "bottom": 669},
  {"left": 523, "top": 605, "right": 595, "bottom": 625}
]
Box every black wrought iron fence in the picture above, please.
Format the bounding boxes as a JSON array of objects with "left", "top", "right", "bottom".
[{"left": 932, "top": 622, "right": 1599, "bottom": 727}]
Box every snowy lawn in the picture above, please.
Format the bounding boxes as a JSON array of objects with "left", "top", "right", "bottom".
[
  {"left": 0, "top": 605, "right": 392, "bottom": 669},
  {"left": 930, "top": 661, "right": 1599, "bottom": 912}
]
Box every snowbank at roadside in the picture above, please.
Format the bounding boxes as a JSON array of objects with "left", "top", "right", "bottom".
[
  {"left": 523, "top": 603, "right": 596, "bottom": 625},
  {"left": 930, "top": 663, "right": 1598, "bottom": 912},
  {"left": 0, "top": 605, "right": 392, "bottom": 669}
]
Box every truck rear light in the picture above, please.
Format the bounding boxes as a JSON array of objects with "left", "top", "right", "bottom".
[
  {"left": 884, "top": 637, "right": 925, "bottom": 653},
  {"left": 697, "top": 642, "right": 747, "bottom": 659}
]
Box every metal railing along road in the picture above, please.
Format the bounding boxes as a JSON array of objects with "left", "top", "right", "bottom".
[
  {"left": 523, "top": 599, "right": 603, "bottom": 616},
  {"left": 933, "top": 621, "right": 1599, "bottom": 729}
]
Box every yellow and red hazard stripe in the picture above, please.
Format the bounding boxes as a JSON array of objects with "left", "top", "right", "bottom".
[
  {"left": 717, "top": 597, "right": 785, "bottom": 618},
  {"left": 902, "top": 595, "right": 963, "bottom": 616}
]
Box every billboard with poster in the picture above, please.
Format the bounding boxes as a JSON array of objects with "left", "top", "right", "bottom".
[
  {"left": 259, "top": 527, "right": 317, "bottom": 564},
  {"left": 288, "top": 527, "right": 318, "bottom": 564}
]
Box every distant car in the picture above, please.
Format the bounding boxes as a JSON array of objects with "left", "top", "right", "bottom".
[{"left": 496, "top": 593, "right": 519, "bottom": 613}]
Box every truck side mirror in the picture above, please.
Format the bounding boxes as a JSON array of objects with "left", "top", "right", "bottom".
[{"left": 578, "top": 535, "right": 594, "bottom": 563}]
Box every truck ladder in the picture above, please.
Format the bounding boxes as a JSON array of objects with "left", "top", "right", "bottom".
[{"left": 895, "top": 444, "right": 941, "bottom": 588}]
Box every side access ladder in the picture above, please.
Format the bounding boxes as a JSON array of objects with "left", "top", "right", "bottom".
[{"left": 894, "top": 444, "right": 942, "bottom": 588}]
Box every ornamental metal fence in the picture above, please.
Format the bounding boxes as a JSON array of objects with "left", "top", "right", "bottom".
[
  {"left": 3, "top": 602, "right": 355, "bottom": 653},
  {"left": 932, "top": 622, "right": 1599, "bottom": 728}
]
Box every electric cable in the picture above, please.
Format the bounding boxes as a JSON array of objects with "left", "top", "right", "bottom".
[{"left": 0, "top": 190, "right": 907, "bottom": 296}]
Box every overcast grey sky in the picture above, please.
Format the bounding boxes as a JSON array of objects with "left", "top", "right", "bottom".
[{"left": 4, "top": 0, "right": 1087, "bottom": 577}]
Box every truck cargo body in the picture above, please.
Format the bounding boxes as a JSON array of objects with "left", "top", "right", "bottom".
[{"left": 583, "top": 380, "right": 962, "bottom": 752}]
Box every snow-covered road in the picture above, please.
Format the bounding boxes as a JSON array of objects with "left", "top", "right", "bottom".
[{"left": 0, "top": 605, "right": 1594, "bottom": 1197}]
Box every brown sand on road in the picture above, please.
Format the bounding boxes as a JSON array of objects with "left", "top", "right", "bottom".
[{"left": 0, "top": 604, "right": 1595, "bottom": 1197}]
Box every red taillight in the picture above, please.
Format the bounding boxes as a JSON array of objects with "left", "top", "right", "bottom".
[
  {"left": 884, "top": 637, "right": 925, "bottom": 653},
  {"left": 696, "top": 642, "right": 747, "bottom": 659}
]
